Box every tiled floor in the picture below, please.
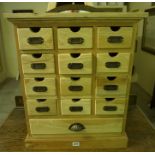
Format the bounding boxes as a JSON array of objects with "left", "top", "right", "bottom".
[{"left": 0, "top": 78, "right": 21, "bottom": 127}]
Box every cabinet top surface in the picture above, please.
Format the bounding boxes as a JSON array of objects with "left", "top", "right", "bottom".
[{"left": 6, "top": 12, "right": 147, "bottom": 20}]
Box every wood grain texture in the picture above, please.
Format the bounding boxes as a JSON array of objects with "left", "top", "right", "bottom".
[
  {"left": 58, "top": 27, "right": 93, "bottom": 49},
  {"left": 24, "top": 77, "right": 56, "bottom": 97},
  {"left": 95, "top": 98, "right": 126, "bottom": 115},
  {"left": 97, "top": 27, "right": 133, "bottom": 48},
  {"left": 97, "top": 52, "right": 130, "bottom": 73},
  {"left": 60, "top": 98, "right": 91, "bottom": 115},
  {"left": 21, "top": 53, "right": 55, "bottom": 74},
  {"left": 58, "top": 53, "right": 92, "bottom": 74},
  {"left": 96, "top": 74, "right": 128, "bottom": 96},
  {"left": 17, "top": 28, "right": 53, "bottom": 50},
  {"left": 59, "top": 76, "right": 92, "bottom": 96},
  {"left": 26, "top": 98, "right": 57, "bottom": 116},
  {"left": 29, "top": 117, "right": 123, "bottom": 134}
]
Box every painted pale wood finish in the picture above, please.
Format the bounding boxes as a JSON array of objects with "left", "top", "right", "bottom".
[
  {"left": 27, "top": 98, "right": 57, "bottom": 116},
  {"left": 24, "top": 77, "right": 56, "bottom": 97},
  {"left": 96, "top": 74, "right": 128, "bottom": 96},
  {"left": 97, "top": 27, "right": 133, "bottom": 48},
  {"left": 95, "top": 98, "right": 126, "bottom": 115},
  {"left": 97, "top": 53, "right": 130, "bottom": 73},
  {"left": 58, "top": 53, "right": 92, "bottom": 74},
  {"left": 60, "top": 98, "right": 91, "bottom": 115},
  {"left": 21, "top": 53, "right": 55, "bottom": 74},
  {"left": 57, "top": 27, "right": 93, "bottom": 49},
  {"left": 60, "top": 76, "right": 92, "bottom": 96},
  {"left": 17, "top": 28, "right": 53, "bottom": 50},
  {"left": 29, "top": 117, "right": 123, "bottom": 135}
]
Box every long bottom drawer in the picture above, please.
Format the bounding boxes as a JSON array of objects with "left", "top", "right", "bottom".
[{"left": 29, "top": 118, "right": 123, "bottom": 135}]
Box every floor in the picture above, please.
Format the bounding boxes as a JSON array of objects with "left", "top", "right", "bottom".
[
  {"left": 0, "top": 78, "right": 20, "bottom": 127},
  {"left": 131, "top": 83, "right": 155, "bottom": 129}
]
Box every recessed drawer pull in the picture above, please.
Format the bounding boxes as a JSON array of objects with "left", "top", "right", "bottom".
[
  {"left": 36, "top": 107, "right": 50, "bottom": 112},
  {"left": 36, "top": 99, "right": 47, "bottom": 102},
  {"left": 33, "top": 86, "right": 48, "bottom": 92},
  {"left": 107, "top": 36, "right": 123, "bottom": 43},
  {"left": 31, "top": 63, "right": 46, "bottom": 69},
  {"left": 69, "top": 123, "right": 85, "bottom": 132},
  {"left": 103, "top": 106, "right": 117, "bottom": 111},
  {"left": 105, "top": 98, "right": 115, "bottom": 101},
  {"left": 69, "top": 86, "right": 83, "bottom": 91},
  {"left": 68, "top": 63, "right": 83, "bottom": 69},
  {"left": 69, "top": 106, "right": 83, "bottom": 112},
  {"left": 104, "top": 85, "right": 118, "bottom": 91},
  {"left": 105, "top": 62, "right": 120, "bottom": 68},
  {"left": 27, "top": 37, "right": 44, "bottom": 44},
  {"left": 68, "top": 37, "right": 84, "bottom": 44}
]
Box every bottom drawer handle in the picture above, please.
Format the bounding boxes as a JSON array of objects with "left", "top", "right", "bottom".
[
  {"left": 33, "top": 86, "right": 48, "bottom": 92},
  {"left": 36, "top": 107, "right": 50, "bottom": 112},
  {"left": 69, "top": 123, "right": 85, "bottom": 132},
  {"left": 69, "top": 106, "right": 83, "bottom": 112},
  {"left": 103, "top": 106, "right": 117, "bottom": 111},
  {"left": 104, "top": 85, "right": 118, "bottom": 91}
]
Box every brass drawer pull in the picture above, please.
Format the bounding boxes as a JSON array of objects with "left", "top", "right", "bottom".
[
  {"left": 107, "top": 36, "right": 123, "bottom": 43},
  {"left": 69, "top": 106, "right": 83, "bottom": 112},
  {"left": 68, "top": 37, "right": 84, "bottom": 44},
  {"left": 31, "top": 63, "right": 46, "bottom": 69},
  {"left": 104, "top": 85, "right": 118, "bottom": 91},
  {"left": 103, "top": 106, "right": 117, "bottom": 111},
  {"left": 36, "top": 107, "right": 50, "bottom": 112},
  {"left": 69, "top": 86, "right": 83, "bottom": 91},
  {"left": 69, "top": 123, "right": 85, "bottom": 132},
  {"left": 33, "top": 86, "right": 48, "bottom": 92},
  {"left": 27, "top": 37, "right": 44, "bottom": 44},
  {"left": 68, "top": 63, "right": 83, "bottom": 69},
  {"left": 105, "top": 62, "right": 120, "bottom": 68}
]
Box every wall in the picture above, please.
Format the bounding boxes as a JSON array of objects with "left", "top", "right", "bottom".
[
  {"left": 0, "top": 14, "right": 6, "bottom": 83},
  {"left": 0, "top": 2, "right": 48, "bottom": 78},
  {"left": 129, "top": 2, "right": 155, "bottom": 95}
]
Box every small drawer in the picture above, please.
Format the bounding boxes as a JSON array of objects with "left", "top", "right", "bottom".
[
  {"left": 17, "top": 27, "right": 53, "bottom": 50},
  {"left": 58, "top": 53, "right": 92, "bottom": 74},
  {"left": 24, "top": 77, "right": 56, "bottom": 97},
  {"left": 97, "top": 26, "right": 133, "bottom": 48},
  {"left": 60, "top": 76, "right": 91, "bottom": 96},
  {"left": 29, "top": 117, "right": 123, "bottom": 134},
  {"left": 95, "top": 98, "right": 126, "bottom": 115},
  {"left": 58, "top": 27, "right": 93, "bottom": 49},
  {"left": 21, "top": 53, "right": 55, "bottom": 74},
  {"left": 97, "top": 52, "right": 130, "bottom": 73},
  {"left": 96, "top": 75, "right": 128, "bottom": 96},
  {"left": 27, "top": 98, "right": 57, "bottom": 116},
  {"left": 61, "top": 98, "right": 91, "bottom": 115}
]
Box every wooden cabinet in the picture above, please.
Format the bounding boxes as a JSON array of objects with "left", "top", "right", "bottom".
[{"left": 7, "top": 12, "right": 146, "bottom": 150}]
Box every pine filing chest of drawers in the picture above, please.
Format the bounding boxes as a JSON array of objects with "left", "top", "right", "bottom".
[{"left": 7, "top": 12, "right": 147, "bottom": 150}]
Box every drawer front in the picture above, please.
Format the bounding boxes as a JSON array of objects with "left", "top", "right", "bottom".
[
  {"left": 58, "top": 27, "right": 93, "bottom": 49},
  {"left": 96, "top": 75, "right": 128, "bottom": 96},
  {"left": 24, "top": 77, "right": 56, "bottom": 96},
  {"left": 97, "top": 27, "right": 133, "bottom": 48},
  {"left": 97, "top": 53, "right": 130, "bottom": 73},
  {"left": 60, "top": 76, "right": 92, "bottom": 96},
  {"left": 29, "top": 117, "right": 123, "bottom": 134},
  {"left": 58, "top": 53, "right": 92, "bottom": 74},
  {"left": 95, "top": 98, "right": 126, "bottom": 115},
  {"left": 27, "top": 98, "right": 57, "bottom": 116},
  {"left": 17, "top": 28, "right": 53, "bottom": 50},
  {"left": 61, "top": 98, "right": 91, "bottom": 115},
  {"left": 21, "top": 53, "right": 55, "bottom": 74}
]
